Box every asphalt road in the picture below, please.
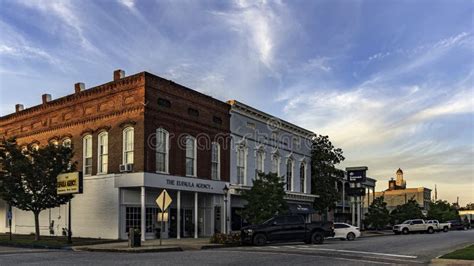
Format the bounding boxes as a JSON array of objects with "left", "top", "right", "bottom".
[{"left": 0, "top": 230, "right": 472, "bottom": 265}]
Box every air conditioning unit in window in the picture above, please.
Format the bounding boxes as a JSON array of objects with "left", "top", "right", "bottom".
[{"left": 119, "top": 163, "right": 133, "bottom": 173}]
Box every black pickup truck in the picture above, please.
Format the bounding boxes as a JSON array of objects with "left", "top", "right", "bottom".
[{"left": 241, "top": 215, "right": 335, "bottom": 246}]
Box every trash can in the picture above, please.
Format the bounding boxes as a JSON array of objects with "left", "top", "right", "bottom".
[{"left": 128, "top": 229, "right": 141, "bottom": 247}]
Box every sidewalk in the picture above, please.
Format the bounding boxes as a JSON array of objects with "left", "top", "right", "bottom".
[{"left": 73, "top": 238, "right": 224, "bottom": 253}]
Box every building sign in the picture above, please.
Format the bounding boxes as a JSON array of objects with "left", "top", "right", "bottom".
[
  {"left": 166, "top": 179, "right": 213, "bottom": 190},
  {"left": 57, "top": 172, "right": 83, "bottom": 195},
  {"left": 346, "top": 166, "right": 368, "bottom": 183}
]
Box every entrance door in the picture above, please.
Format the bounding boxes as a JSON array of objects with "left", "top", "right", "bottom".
[{"left": 169, "top": 208, "right": 194, "bottom": 238}]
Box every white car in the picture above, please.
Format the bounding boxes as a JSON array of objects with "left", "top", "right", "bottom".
[{"left": 332, "top": 223, "right": 361, "bottom": 241}]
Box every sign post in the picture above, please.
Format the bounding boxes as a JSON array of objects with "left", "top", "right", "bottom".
[
  {"left": 345, "top": 167, "right": 368, "bottom": 228},
  {"left": 156, "top": 189, "right": 172, "bottom": 246},
  {"left": 57, "top": 172, "right": 83, "bottom": 244}
]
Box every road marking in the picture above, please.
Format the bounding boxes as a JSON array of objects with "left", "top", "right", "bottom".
[
  {"left": 210, "top": 249, "right": 391, "bottom": 265},
  {"left": 297, "top": 247, "right": 418, "bottom": 259}
]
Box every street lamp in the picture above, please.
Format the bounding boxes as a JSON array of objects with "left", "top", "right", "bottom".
[{"left": 223, "top": 185, "right": 229, "bottom": 234}]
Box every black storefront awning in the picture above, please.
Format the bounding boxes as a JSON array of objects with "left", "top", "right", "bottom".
[{"left": 288, "top": 203, "right": 316, "bottom": 214}]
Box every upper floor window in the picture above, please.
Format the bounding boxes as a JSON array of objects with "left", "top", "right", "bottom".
[
  {"left": 123, "top": 127, "right": 134, "bottom": 165},
  {"left": 156, "top": 128, "right": 169, "bottom": 173},
  {"left": 157, "top": 98, "right": 171, "bottom": 108},
  {"left": 185, "top": 136, "right": 197, "bottom": 176},
  {"left": 213, "top": 116, "right": 223, "bottom": 125},
  {"left": 50, "top": 139, "right": 59, "bottom": 146},
  {"left": 188, "top": 108, "right": 199, "bottom": 117},
  {"left": 98, "top": 132, "right": 108, "bottom": 174},
  {"left": 62, "top": 138, "right": 72, "bottom": 148},
  {"left": 31, "top": 143, "right": 39, "bottom": 151},
  {"left": 300, "top": 162, "right": 306, "bottom": 193},
  {"left": 236, "top": 145, "right": 246, "bottom": 185},
  {"left": 83, "top": 135, "right": 92, "bottom": 175},
  {"left": 211, "top": 142, "right": 220, "bottom": 180},
  {"left": 286, "top": 158, "right": 294, "bottom": 191},
  {"left": 256, "top": 149, "right": 265, "bottom": 178},
  {"left": 271, "top": 153, "right": 280, "bottom": 176}
]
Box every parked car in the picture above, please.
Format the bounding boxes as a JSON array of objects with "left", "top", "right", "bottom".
[
  {"left": 331, "top": 223, "right": 361, "bottom": 241},
  {"left": 448, "top": 219, "right": 471, "bottom": 230},
  {"left": 426, "top": 220, "right": 451, "bottom": 232},
  {"left": 241, "top": 215, "right": 335, "bottom": 246},
  {"left": 393, "top": 219, "right": 435, "bottom": 234}
]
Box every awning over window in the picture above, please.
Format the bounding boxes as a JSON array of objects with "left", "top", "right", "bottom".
[{"left": 288, "top": 203, "right": 316, "bottom": 214}]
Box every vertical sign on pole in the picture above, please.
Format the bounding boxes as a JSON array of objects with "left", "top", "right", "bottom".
[
  {"left": 57, "top": 172, "right": 83, "bottom": 244},
  {"left": 156, "top": 189, "right": 172, "bottom": 246}
]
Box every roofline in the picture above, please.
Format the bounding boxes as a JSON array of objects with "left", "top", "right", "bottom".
[{"left": 227, "top": 99, "right": 315, "bottom": 137}]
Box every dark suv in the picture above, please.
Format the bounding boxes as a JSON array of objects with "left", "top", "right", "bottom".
[{"left": 241, "top": 215, "right": 335, "bottom": 246}]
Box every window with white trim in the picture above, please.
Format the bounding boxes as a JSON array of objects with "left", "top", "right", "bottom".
[
  {"left": 211, "top": 142, "right": 220, "bottom": 180},
  {"left": 62, "top": 138, "right": 71, "bottom": 148},
  {"left": 83, "top": 135, "right": 92, "bottom": 175},
  {"left": 156, "top": 128, "right": 169, "bottom": 173},
  {"left": 236, "top": 145, "right": 246, "bottom": 185},
  {"left": 271, "top": 153, "right": 280, "bottom": 176},
  {"left": 123, "top": 127, "right": 134, "bottom": 165},
  {"left": 286, "top": 158, "right": 293, "bottom": 191},
  {"left": 256, "top": 149, "right": 264, "bottom": 178},
  {"left": 98, "top": 132, "right": 108, "bottom": 174},
  {"left": 300, "top": 162, "right": 305, "bottom": 193},
  {"left": 185, "top": 136, "right": 196, "bottom": 176}
]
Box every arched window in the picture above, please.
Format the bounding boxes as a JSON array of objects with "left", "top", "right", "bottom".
[
  {"left": 211, "top": 142, "right": 220, "bottom": 180},
  {"left": 236, "top": 143, "right": 247, "bottom": 185},
  {"left": 185, "top": 136, "right": 197, "bottom": 176},
  {"left": 98, "top": 132, "right": 108, "bottom": 174},
  {"left": 123, "top": 127, "right": 134, "bottom": 165},
  {"left": 31, "top": 143, "right": 39, "bottom": 151},
  {"left": 286, "top": 158, "right": 294, "bottom": 191},
  {"left": 271, "top": 153, "right": 280, "bottom": 176},
  {"left": 156, "top": 128, "right": 169, "bottom": 173},
  {"left": 83, "top": 135, "right": 93, "bottom": 175},
  {"left": 255, "top": 148, "right": 265, "bottom": 178},
  {"left": 62, "top": 138, "right": 72, "bottom": 148},
  {"left": 50, "top": 139, "right": 59, "bottom": 146},
  {"left": 300, "top": 162, "right": 306, "bottom": 193}
]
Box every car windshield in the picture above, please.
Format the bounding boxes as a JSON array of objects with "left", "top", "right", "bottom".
[{"left": 402, "top": 220, "right": 411, "bottom": 224}]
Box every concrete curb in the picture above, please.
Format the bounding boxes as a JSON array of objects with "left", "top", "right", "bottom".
[
  {"left": 430, "top": 258, "right": 474, "bottom": 265},
  {"left": 0, "top": 242, "right": 67, "bottom": 250},
  {"left": 72, "top": 246, "right": 183, "bottom": 253}
]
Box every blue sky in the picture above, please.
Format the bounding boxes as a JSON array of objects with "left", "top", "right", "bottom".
[{"left": 0, "top": 0, "right": 473, "bottom": 205}]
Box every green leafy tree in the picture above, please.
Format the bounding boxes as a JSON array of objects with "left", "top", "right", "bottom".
[
  {"left": 0, "top": 138, "right": 75, "bottom": 240},
  {"left": 427, "top": 200, "right": 459, "bottom": 222},
  {"left": 390, "top": 198, "right": 423, "bottom": 225},
  {"left": 364, "top": 196, "right": 390, "bottom": 230},
  {"left": 240, "top": 172, "right": 287, "bottom": 225},
  {"left": 311, "top": 135, "right": 345, "bottom": 216}
]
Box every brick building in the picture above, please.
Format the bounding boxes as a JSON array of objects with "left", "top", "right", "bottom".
[{"left": 0, "top": 70, "right": 231, "bottom": 240}]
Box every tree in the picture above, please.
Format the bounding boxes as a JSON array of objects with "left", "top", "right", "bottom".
[
  {"left": 311, "top": 135, "right": 345, "bottom": 216},
  {"left": 390, "top": 199, "right": 423, "bottom": 225},
  {"left": 240, "top": 172, "right": 287, "bottom": 225},
  {"left": 0, "top": 138, "right": 75, "bottom": 240},
  {"left": 364, "top": 196, "right": 390, "bottom": 230},
  {"left": 427, "top": 200, "right": 459, "bottom": 222}
]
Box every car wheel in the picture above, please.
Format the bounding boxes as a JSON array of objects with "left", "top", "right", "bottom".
[
  {"left": 346, "top": 232, "right": 356, "bottom": 241},
  {"left": 311, "top": 231, "right": 324, "bottom": 244},
  {"left": 402, "top": 228, "right": 409, "bottom": 235},
  {"left": 253, "top": 234, "right": 267, "bottom": 246},
  {"left": 427, "top": 227, "right": 434, "bottom": 234},
  {"left": 443, "top": 227, "right": 449, "bottom": 232}
]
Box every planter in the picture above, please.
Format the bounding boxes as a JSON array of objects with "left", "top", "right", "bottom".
[{"left": 128, "top": 229, "right": 141, "bottom": 248}]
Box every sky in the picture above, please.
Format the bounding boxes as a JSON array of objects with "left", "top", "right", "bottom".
[{"left": 0, "top": 0, "right": 473, "bottom": 205}]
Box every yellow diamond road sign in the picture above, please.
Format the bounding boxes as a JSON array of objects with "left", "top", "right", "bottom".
[{"left": 156, "top": 189, "right": 172, "bottom": 211}]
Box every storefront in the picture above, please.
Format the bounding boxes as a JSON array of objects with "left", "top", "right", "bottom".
[{"left": 115, "top": 172, "right": 229, "bottom": 240}]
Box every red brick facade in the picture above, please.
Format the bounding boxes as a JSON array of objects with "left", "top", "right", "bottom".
[{"left": 0, "top": 70, "right": 230, "bottom": 182}]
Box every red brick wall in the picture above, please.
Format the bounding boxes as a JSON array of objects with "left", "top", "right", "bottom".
[
  {"left": 144, "top": 73, "right": 231, "bottom": 181},
  {"left": 0, "top": 71, "right": 231, "bottom": 182},
  {"left": 0, "top": 73, "right": 146, "bottom": 174}
]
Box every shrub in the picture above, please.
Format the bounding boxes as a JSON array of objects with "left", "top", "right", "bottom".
[{"left": 210, "top": 232, "right": 241, "bottom": 245}]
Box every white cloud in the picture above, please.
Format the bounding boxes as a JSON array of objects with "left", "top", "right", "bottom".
[{"left": 16, "top": 0, "right": 96, "bottom": 51}]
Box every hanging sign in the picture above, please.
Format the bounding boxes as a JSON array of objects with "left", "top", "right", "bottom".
[{"left": 57, "top": 172, "right": 83, "bottom": 195}]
